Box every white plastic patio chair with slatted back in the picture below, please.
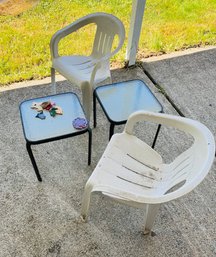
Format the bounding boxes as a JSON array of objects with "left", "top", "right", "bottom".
[
  {"left": 50, "top": 12, "right": 125, "bottom": 120},
  {"left": 81, "top": 111, "right": 215, "bottom": 234}
]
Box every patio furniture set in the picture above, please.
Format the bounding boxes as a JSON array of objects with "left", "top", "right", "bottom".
[{"left": 19, "top": 13, "right": 215, "bottom": 234}]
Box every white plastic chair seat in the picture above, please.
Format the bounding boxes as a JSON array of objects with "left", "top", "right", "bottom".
[
  {"left": 52, "top": 55, "right": 110, "bottom": 86},
  {"left": 91, "top": 133, "right": 164, "bottom": 203},
  {"left": 81, "top": 111, "right": 215, "bottom": 233}
]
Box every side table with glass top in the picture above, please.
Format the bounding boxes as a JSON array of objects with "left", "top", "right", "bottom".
[
  {"left": 93, "top": 79, "right": 163, "bottom": 147},
  {"left": 19, "top": 92, "right": 92, "bottom": 182}
]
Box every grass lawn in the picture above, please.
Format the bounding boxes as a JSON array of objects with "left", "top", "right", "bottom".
[{"left": 1, "top": 0, "right": 216, "bottom": 85}]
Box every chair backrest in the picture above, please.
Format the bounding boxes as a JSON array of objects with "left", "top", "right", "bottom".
[
  {"left": 89, "top": 13, "right": 125, "bottom": 59},
  {"left": 124, "top": 111, "right": 215, "bottom": 203},
  {"left": 50, "top": 12, "right": 125, "bottom": 61},
  {"left": 162, "top": 119, "right": 215, "bottom": 201}
]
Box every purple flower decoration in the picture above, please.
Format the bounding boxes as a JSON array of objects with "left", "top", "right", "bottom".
[{"left": 72, "top": 117, "right": 88, "bottom": 129}]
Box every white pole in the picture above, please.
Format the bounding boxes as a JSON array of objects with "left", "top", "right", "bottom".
[{"left": 126, "top": 0, "right": 146, "bottom": 66}]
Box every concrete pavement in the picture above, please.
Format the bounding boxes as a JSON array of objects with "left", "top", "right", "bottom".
[{"left": 0, "top": 47, "right": 215, "bottom": 256}]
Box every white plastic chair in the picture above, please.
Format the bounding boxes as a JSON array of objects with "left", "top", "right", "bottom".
[
  {"left": 50, "top": 12, "right": 125, "bottom": 120},
  {"left": 81, "top": 111, "right": 215, "bottom": 234}
]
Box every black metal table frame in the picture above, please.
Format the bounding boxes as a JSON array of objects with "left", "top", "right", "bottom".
[
  {"left": 20, "top": 93, "right": 92, "bottom": 182},
  {"left": 25, "top": 129, "right": 92, "bottom": 182},
  {"left": 93, "top": 80, "right": 163, "bottom": 148}
]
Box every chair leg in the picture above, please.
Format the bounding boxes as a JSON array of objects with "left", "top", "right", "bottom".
[
  {"left": 151, "top": 124, "right": 161, "bottom": 149},
  {"left": 80, "top": 82, "right": 92, "bottom": 121},
  {"left": 80, "top": 183, "right": 93, "bottom": 222},
  {"left": 87, "top": 128, "right": 92, "bottom": 165},
  {"left": 143, "top": 204, "right": 160, "bottom": 234},
  {"left": 93, "top": 91, "right": 97, "bottom": 128},
  {"left": 51, "top": 67, "right": 56, "bottom": 94},
  {"left": 26, "top": 142, "right": 42, "bottom": 182}
]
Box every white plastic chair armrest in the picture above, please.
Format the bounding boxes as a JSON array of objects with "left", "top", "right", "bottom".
[
  {"left": 90, "top": 63, "right": 101, "bottom": 86},
  {"left": 124, "top": 111, "right": 214, "bottom": 142},
  {"left": 50, "top": 14, "right": 101, "bottom": 59}
]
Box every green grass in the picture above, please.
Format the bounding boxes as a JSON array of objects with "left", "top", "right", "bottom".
[{"left": 1, "top": 0, "right": 216, "bottom": 85}]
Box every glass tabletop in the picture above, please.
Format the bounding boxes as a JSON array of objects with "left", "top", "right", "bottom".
[
  {"left": 20, "top": 92, "right": 87, "bottom": 142},
  {"left": 95, "top": 79, "right": 163, "bottom": 123}
]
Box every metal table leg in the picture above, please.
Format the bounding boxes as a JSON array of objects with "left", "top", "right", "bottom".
[
  {"left": 151, "top": 124, "right": 161, "bottom": 149},
  {"left": 26, "top": 142, "right": 42, "bottom": 182},
  {"left": 88, "top": 128, "right": 92, "bottom": 165},
  {"left": 109, "top": 123, "right": 115, "bottom": 140},
  {"left": 93, "top": 91, "right": 97, "bottom": 128}
]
